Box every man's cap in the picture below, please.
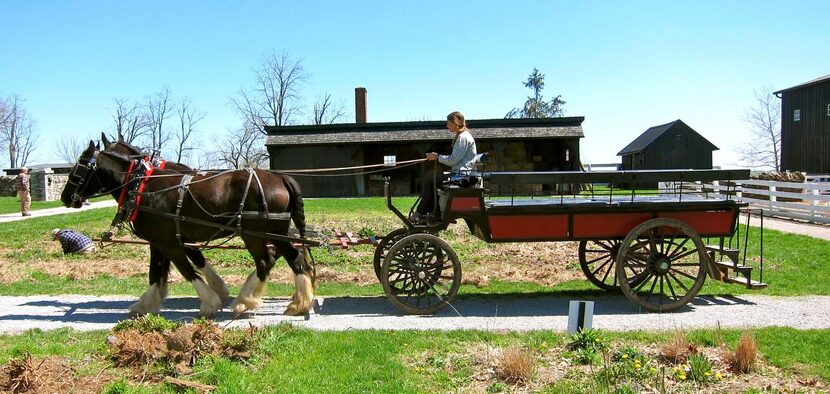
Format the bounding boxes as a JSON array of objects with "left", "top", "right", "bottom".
[{"left": 52, "top": 228, "right": 61, "bottom": 235}]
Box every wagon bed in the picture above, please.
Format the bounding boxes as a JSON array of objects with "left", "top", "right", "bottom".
[{"left": 377, "top": 169, "right": 766, "bottom": 314}]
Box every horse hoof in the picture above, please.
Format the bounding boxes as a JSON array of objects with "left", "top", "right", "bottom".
[
  {"left": 283, "top": 304, "right": 300, "bottom": 316},
  {"left": 231, "top": 303, "right": 248, "bottom": 316},
  {"left": 128, "top": 301, "right": 157, "bottom": 317}
]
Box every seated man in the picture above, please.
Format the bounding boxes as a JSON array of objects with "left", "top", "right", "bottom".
[{"left": 52, "top": 228, "right": 97, "bottom": 255}]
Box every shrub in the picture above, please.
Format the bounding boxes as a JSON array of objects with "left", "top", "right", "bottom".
[
  {"left": 687, "top": 353, "right": 714, "bottom": 383},
  {"left": 567, "top": 329, "right": 606, "bottom": 351}
]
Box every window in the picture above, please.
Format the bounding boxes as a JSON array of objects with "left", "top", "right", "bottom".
[
  {"left": 383, "top": 155, "right": 396, "bottom": 166},
  {"left": 794, "top": 109, "right": 801, "bottom": 121}
]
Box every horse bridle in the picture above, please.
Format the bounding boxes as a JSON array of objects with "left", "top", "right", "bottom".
[{"left": 66, "top": 150, "right": 100, "bottom": 203}]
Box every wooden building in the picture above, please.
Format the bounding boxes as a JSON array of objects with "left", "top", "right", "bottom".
[
  {"left": 775, "top": 74, "right": 830, "bottom": 173},
  {"left": 265, "top": 117, "right": 585, "bottom": 197},
  {"left": 617, "top": 120, "right": 718, "bottom": 171}
]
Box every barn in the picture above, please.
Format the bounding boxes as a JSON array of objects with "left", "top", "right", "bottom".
[
  {"left": 266, "top": 117, "right": 584, "bottom": 197},
  {"left": 775, "top": 74, "right": 830, "bottom": 173},
  {"left": 617, "top": 120, "right": 718, "bottom": 171}
]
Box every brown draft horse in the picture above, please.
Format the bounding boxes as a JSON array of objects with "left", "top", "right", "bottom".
[{"left": 61, "top": 140, "right": 315, "bottom": 317}]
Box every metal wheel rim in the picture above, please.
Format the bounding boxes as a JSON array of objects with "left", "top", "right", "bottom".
[
  {"left": 381, "top": 234, "right": 461, "bottom": 315},
  {"left": 616, "top": 218, "right": 708, "bottom": 312},
  {"left": 373, "top": 228, "right": 409, "bottom": 282}
]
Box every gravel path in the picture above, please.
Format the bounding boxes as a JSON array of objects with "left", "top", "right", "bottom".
[{"left": 1, "top": 294, "right": 828, "bottom": 334}]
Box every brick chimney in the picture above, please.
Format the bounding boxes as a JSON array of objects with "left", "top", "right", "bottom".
[{"left": 355, "top": 87, "right": 367, "bottom": 124}]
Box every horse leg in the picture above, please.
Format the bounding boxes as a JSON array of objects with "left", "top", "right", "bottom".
[
  {"left": 278, "top": 243, "right": 314, "bottom": 316},
  {"left": 129, "top": 246, "right": 170, "bottom": 316},
  {"left": 160, "top": 246, "right": 222, "bottom": 318},
  {"left": 231, "top": 237, "right": 274, "bottom": 316},
  {"left": 185, "top": 247, "right": 229, "bottom": 302}
]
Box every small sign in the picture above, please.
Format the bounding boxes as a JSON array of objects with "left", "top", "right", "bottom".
[{"left": 567, "top": 300, "right": 594, "bottom": 334}]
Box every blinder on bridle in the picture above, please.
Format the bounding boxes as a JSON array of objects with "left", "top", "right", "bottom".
[{"left": 67, "top": 150, "right": 99, "bottom": 202}]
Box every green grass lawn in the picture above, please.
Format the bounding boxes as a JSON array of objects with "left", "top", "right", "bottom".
[{"left": 0, "top": 325, "right": 827, "bottom": 393}]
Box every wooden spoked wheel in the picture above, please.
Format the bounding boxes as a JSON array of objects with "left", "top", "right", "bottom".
[
  {"left": 616, "top": 218, "right": 708, "bottom": 312},
  {"left": 579, "top": 239, "right": 634, "bottom": 291},
  {"left": 373, "top": 228, "right": 410, "bottom": 282},
  {"left": 381, "top": 233, "right": 461, "bottom": 315}
]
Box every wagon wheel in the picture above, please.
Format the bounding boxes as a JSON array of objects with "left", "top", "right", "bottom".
[
  {"left": 616, "top": 218, "right": 708, "bottom": 312},
  {"left": 381, "top": 233, "right": 461, "bottom": 314},
  {"left": 578, "top": 239, "right": 647, "bottom": 291},
  {"left": 373, "top": 228, "right": 410, "bottom": 282}
]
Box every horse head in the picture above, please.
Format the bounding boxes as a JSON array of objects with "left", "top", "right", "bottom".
[{"left": 60, "top": 140, "right": 132, "bottom": 208}]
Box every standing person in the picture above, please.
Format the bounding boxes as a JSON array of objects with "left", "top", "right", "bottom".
[
  {"left": 412, "top": 111, "right": 477, "bottom": 223},
  {"left": 52, "top": 228, "right": 97, "bottom": 255},
  {"left": 15, "top": 167, "right": 31, "bottom": 217}
]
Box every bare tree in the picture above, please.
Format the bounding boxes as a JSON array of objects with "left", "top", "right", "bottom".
[
  {"left": 311, "top": 93, "right": 346, "bottom": 125},
  {"left": 215, "top": 125, "right": 268, "bottom": 169},
  {"left": 232, "top": 51, "right": 309, "bottom": 134},
  {"left": 110, "top": 98, "right": 147, "bottom": 144},
  {"left": 0, "top": 94, "right": 38, "bottom": 168},
  {"left": 145, "top": 87, "right": 173, "bottom": 156},
  {"left": 54, "top": 134, "right": 90, "bottom": 163},
  {"left": 173, "top": 97, "right": 205, "bottom": 164},
  {"left": 736, "top": 87, "right": 781, "bottom": 170}
]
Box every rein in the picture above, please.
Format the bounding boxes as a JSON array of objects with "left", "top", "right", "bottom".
[{"left": 271, "top": 158, "right": 427, "bottom": 176}]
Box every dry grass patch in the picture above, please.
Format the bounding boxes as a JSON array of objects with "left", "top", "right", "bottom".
[
  {"left": 0, "top": 353, "right": 114, "bottom": 394},
  {"left": 107, "top": 317, "right": 259, "bottom": 377},
  {"left": 722, "top": 332, "right": 759, "bottom": 373},
  {"left": 660, "top": 330, "right": 697, "bottom": 364},
  {"left": 495, "top": 345, "right": 536, "bottom": 384}
]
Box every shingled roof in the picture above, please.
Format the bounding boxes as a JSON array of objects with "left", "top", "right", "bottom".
[
  {"left": 265, "top": 117, "right": 584, "bottom": 146},
  {"left": 617, "top": 119, "right": 718, "bottom": 156},
  {"left": 773, "top": 74, "right": 830, "bottom": 95}
]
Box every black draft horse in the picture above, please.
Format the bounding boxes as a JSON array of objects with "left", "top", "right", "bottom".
[{"left": 61, "top": 140, "right": 314, "bottom": 317}]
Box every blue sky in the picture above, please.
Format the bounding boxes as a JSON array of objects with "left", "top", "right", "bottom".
[{"left": 2, "top": 0, "right": 828, "bottom": 168}]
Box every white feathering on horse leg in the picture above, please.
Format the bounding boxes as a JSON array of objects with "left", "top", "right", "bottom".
[
  {"left": 201, "top": 261, "right": 229, "bottom": 301},
  {"left": 231, "top": 272, "right": 265, "bottom": 316},
  {"left": 128, "top": 284, "right": 164, "bottom": 316},
  {"left": 194, "top": 279, "right": 222, "bottom": 318},
  {"left": 284, "top": 273, "right": 313, "bottom": 316}
]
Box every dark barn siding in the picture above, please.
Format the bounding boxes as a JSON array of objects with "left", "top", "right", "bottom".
[
  {"left": 269, "top": 145, "right": 360, "bottom": 197},
  {"left": 780, "top": 80, "right": 830, "bottom": 173},
  {"left": 619, "top": 121, "right": 716, "bottom": 171}
]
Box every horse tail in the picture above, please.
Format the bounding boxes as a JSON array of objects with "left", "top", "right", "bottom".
[{"left": 283, "top": 175, "right": 306, "bottom": 238}]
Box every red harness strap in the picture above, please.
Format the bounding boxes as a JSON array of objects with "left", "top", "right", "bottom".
[
  {"left": 116, "top": 158, "right": 166, "bottom": 222},
  {"left": 116, "top": 160, "right": 137, "bottom": 208},
  {"left": 130, "top": 168, "right": 154, "bottom": 221}
]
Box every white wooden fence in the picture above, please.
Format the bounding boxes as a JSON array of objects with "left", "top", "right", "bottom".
[{"left": 701, "top": 179, "right": 830, "bottom": 224}]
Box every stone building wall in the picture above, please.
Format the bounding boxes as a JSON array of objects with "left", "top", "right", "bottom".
[
  {"left": 1, "top": 171, "right": 69, "bottom": 201},
  {"left": 0, "top": 177, "right": 16, "bottom": 197},
  {"left": 30, "top": 170, "right": 69, "bottom": 201}
]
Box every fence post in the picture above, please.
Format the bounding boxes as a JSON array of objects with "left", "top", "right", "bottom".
[
  {"left": 813, "top": 189, "right": 820, "bottom": 222},
  {"left": 769, "top": 184, "right": 776, "bottom": 214}
]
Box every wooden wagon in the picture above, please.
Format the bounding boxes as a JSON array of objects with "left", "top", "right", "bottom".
[{"left": 375, "top": 169, "right": 766, "bottom": 314}]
